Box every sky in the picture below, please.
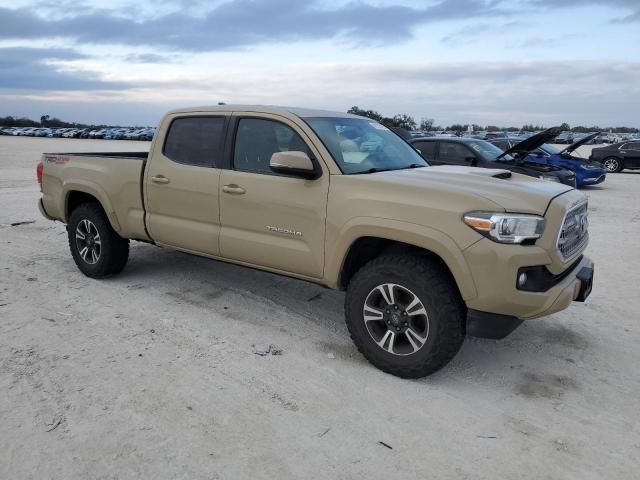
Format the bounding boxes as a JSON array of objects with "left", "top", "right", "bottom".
[{"left": 0, "top": 0, "right": 639, "bottom": 127}]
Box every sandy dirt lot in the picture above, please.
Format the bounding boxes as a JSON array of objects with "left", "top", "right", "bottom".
[{"left": 1, "top": 136, "right": 639, "bottom": 479}]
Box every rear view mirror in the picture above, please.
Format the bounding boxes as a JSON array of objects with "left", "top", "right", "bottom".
[{"left": 270, "top": 151, "right": 319, "bottom": 179}]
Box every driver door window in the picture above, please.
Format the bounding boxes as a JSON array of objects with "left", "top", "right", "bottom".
[{"left": 233, "top": 118, "right": 310, "bottom": 174}]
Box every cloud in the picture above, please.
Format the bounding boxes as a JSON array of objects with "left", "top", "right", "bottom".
[
  {"left": 530, "top": 0, "right": 640, "bottom": 22},
  {"left": 6, "top": 59, "right": 634, "bottom": 127},
  {"left": 124, "top": 53, "right": 177, "bottom": 64},
  {"left": 0, "top": 1, "right": 506, "bottom": 51},
  {"left": 0, "top": 47, "right": 131, "bottom": 91},
  {"left": 441, "top": 20, "right": 521, "bottom": 45}
]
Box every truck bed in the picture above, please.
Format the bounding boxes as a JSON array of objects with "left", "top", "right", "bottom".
[{"left": 40, "top": 152, "right": 151, "bottom": 241}]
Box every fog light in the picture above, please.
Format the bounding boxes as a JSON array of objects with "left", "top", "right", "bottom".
[{"left": 518, "top": 273, "right": 528, "bottom": 287}]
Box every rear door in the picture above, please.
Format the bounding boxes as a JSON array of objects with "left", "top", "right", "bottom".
[
  {"left": 218, "top": 113, "right": 329, "bottom": 278},
  {"left": 144, "top": 113, "right": 229, "bottom": 255}
]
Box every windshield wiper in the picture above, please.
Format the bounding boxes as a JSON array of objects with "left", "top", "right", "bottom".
[
  {"left": 353, "top": 167, "right": 395, "bottom": 174},
  {"left": 353, "top": 164, "right": 426, "bottom": 174}
]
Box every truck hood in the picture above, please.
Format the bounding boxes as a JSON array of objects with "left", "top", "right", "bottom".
[{"left": 366, "top": 165, "right": 573, "bottom": 214}]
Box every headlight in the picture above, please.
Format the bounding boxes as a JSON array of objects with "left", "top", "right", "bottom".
[
  {"left": 539, "top": 175, "right": 560, "bottom": 182},
  {"left": 463, "top": 212, "right": 545, "bottom": 244}
]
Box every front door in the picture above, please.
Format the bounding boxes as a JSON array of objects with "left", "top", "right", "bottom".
[
  {"left": 218, "top": 114, "right": 329, "bottom": 278},
  {"left": 145, "top": 114, "right": 228, "bottom": 255},
  {"left": 621, "top": 142, "right": 640, "bottom": 168}
]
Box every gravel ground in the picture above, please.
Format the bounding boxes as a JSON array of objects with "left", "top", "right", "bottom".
[{"left": 1, "top": 136, "right": 639, "bottom": 480}]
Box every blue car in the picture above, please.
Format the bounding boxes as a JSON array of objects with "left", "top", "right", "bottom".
[{"left": 490, "top": 128, "right": 607, "bottom": 188}]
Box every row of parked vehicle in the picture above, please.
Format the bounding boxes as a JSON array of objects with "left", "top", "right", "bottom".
[
  {"left": 407, "top": 127, "right": 640, "bottom": 189},
  {"left": 0, "top": 126, "right": 156, "bottom": 141},
  {"left": 409, "top": 129, "right": 639, "bottom": 145}
]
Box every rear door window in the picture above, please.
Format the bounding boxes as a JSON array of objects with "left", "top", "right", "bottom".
[
  {"left": 163, "top": 116, "right": 226, "bottom": 167},
  {"left": 492, "top": 140, "right": 510, "bottom": 151}
]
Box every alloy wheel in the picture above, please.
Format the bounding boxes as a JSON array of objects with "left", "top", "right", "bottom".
[
  {"left": 604, "top": 158, "right": 619, "bottom": 173},
  {"left": 363, "top": 283, "right": 430, "bottom": 356},
  {"left": 75, "top": 219, "right": 102, "bottom": 264}
]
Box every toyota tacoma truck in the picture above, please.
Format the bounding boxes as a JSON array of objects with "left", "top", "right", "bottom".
[{"left": 37, "top": 106, "right": 594, "bottom": 378}]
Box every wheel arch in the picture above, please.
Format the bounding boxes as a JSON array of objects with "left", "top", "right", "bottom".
[
  {"left": 327, "top": 219, "right": 478, "bottom": 301},
  {"left": 63, "top": 182, "right": 121, "bottom": 231}
]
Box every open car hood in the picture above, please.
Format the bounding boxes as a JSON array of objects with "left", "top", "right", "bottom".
[
  {"left": 499, "top": 127, "right": 562, "bottom": 158},
  {"left": 560, "top": 132, "right": 600, "bottom": 155}
]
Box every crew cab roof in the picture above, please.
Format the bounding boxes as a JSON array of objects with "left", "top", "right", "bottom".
[{"left": 166, "top": 105, "right": 362, "bottom": 119}]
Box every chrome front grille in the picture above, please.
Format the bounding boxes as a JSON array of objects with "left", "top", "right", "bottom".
[{"left": 557, "top": 202, "right": 589, "bottom": 259}]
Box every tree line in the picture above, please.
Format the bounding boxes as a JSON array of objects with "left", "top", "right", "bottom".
[
  {"left": 347, "top": 107, "right": 639, "bottom": 133},
  {"left": 2, "top": 110, "right": 638, "bottom": 134}
]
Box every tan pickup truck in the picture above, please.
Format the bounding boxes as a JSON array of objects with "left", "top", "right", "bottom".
[{"left": 37, "top": 106, "right": 594, "bottom": 378}]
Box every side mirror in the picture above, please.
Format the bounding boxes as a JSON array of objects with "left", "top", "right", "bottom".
[
  {"left": 464, "top": 156, "right": 478, "bottom": 167},
  {"left": 270, "top": 151, "right": 319, "bottom": 179}
]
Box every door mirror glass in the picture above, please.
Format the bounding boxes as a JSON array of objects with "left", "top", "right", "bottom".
[{"left": 270, "top": 151, "right": 318, "bottom": 179}]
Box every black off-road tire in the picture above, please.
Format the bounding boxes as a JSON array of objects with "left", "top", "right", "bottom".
[
  {"left": 68, "top": 203, "right": 129, "bottom": 278},
  {"left": 603, "top": 157, "right": 623, "bottom": 173},
  {"left": 345, "top": 254, "right": 466, "bottom": 378}
]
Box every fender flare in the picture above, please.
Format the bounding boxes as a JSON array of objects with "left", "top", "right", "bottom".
[
  {"left": 325, "top": 217, "right": 478, "bottom": 301},
  {"left": 62, "top": 180, "right": 122, "bottom": 231}
]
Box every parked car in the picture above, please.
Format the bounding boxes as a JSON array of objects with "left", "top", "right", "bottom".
[
  {"left": 553, "top": 131, "right": 574, "bottom": 144},
  {"left": 409, "top": 135, "right": 577, "bottom": 187},
  {"left": 37, "top": 105, "right": 593, "bottom": 378},
  {"left": 603, "top": 133, "right": 622, "bottom": 144},
  {"left": 489, "top": 129, "right": 606, "bottom": 187},
  {"left": 138, "top": 128, "right": 155, "bottom": 141},
  {"left": 590, "top": 141, "right": 640, "bottom": 172}
]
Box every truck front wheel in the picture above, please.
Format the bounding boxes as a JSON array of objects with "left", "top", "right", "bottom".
[
  {"left": 345, "top": 254, "right": 465, "bottom": 378},
  {"left": 68, "top": 203, "right": 129, "bottom": 278}
]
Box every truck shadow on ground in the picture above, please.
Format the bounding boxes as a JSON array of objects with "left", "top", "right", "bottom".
[{"left": 121, "top": 245, "right": 591, "bottom": 383}]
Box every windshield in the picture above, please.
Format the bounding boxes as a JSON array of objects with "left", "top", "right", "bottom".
[
  {"left": 468, "top": 140, "right": 516, "bottom": 162},
  {"left": 539, "top": 144, "right": 560, "bottom": 155},
  {"left": 304, "top": 117, "right": 428, "bottom": 174}
]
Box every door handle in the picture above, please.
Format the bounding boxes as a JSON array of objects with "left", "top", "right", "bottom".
[
  {"left": 151, "top": 175, "right": 170, "bottom": 184},
  {"left": 222, "top": 184, "right": 246, "bottom": 195}
]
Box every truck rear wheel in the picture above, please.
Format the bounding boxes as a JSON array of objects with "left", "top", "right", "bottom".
[
  {"left": 345, "top": 254, "right": 465, "bottom": 378},
  {"left": 68, "top": 203, "right": 129, "bottom": 278}
]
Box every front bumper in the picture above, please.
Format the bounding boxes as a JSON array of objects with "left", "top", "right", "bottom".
[
  {"left": 465, "top": 256, "right": 593, "bottom": 339},
  {"left": 463, "top": 234, "right": 594, "bottom": 322},
  {"left": 580, "top": 173, "right": 606, "bottom": 185}
]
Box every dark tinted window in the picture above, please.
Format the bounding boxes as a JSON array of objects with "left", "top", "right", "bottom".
[
  {"left": 438, "top": 142, "right": 474, "bottom": 164},
  {"left": 163, "top": 117, "right": 225, "bottom": 167},
  {"left": 414, "top": 141, "right": 436, "bottom": 160},
  {"left": 492, "top": 140, "right": 510, "bottom": 151},
  {"left": 234, "top": 118, "right": 309, "bottom": 174},
  {"left": 626, "top": 142, "right": 640, "bottom": 150}
]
